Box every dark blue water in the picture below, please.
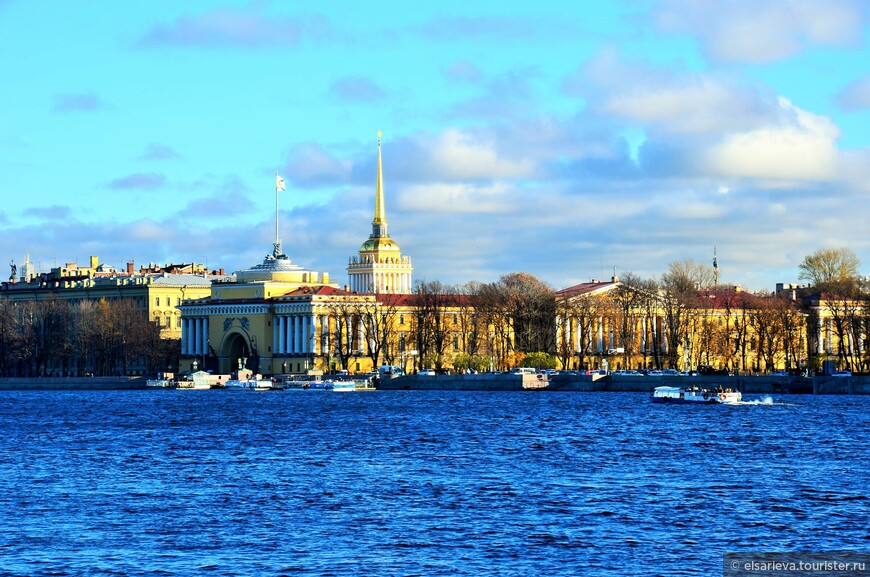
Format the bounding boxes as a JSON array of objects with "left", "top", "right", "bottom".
[{"left": 0, "top": 390, "right": 867, "bottom": 577}]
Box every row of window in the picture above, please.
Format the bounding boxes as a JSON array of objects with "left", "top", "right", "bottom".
[{"left": 155, "top": 296, "right": 182, "bottom": 307}]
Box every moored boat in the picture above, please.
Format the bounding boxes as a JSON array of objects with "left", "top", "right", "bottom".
[
  {"left": 325, "top": 379, "right": 356, "bottom": 392},
  {"left": 651, "top": 385, "right": 742, "bottom": 404},
  {"left": 145, "top": 378, "right": 175, "bottom": 388},
  {"left": 253, "top": 379, "right": 286, "bottom": 391}
]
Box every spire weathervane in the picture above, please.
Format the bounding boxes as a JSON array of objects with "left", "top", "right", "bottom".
[{"left": 372, "top": 131, "right": 387, "bottom": 237}]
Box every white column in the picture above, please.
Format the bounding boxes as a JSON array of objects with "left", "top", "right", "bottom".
[
  {"left": 308, "top": 313, "right": 317, "bottom": 354},
  {"left": 597, "top": 316, "right": 603, "bottom": 352},
  {"left": 662, "top": 318, "right": 668, "bottom": 353},
  {"left": 192, "top": 318, "right": 198, "bottom": 355},
  {"left": 817, "top": 321, "right": 824, "bottom": 354},
  {"left": 181, "top": 318, "right": 189, "bottom": 355},
  {"left": 322, "top": 314, "right": 330, "bottom": 353},
  {"left": 302, "top": 315, "right": 310, "bottom": 353},
  {"left": 192, "top": 318, "right": 198, "bottom": 354},
  {"left": 196, "top": 318, "right": 201, "bottom": 355},
  {"left": 198, "top": 318, "right": 205, "bottom": 355},
  {"left": 272, "top": 316, "right": 278, "bottom": 355},
  {"left": 278, "top": 316, "right": 285, "bottom": 354},
  {"left": 290, "top": 315, "right": 298, "bottom": 354},
  {"left": 287, "top": 314, "right": 299, "bottom": 355}
]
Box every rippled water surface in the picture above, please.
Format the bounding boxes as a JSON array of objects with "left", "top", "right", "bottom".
[{"left": 0, "top": 390, "right": 867, "bottom": 576}]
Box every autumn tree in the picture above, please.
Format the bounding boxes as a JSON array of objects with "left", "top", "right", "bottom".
[
  {"left": 798, "top": 247, "right": 861, "bottom": 292},
  {"left": 488, "top": 273, "right": 555, "bottom": 354}
]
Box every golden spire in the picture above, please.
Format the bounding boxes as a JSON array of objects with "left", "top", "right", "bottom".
[{"left": 372, "top": 131, "right": 387, "bottom": 237}]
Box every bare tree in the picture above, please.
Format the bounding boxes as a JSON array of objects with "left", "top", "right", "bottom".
[
  {"left": 662, "top": 259, "right": 716, "bottom": 292},
  {"left": 798, "top": 247, "right": 861, "bottom": 291}
]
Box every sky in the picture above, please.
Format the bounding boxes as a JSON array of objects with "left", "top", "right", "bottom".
[{"left": 2, "top": 0, "right": 870, "bottom": 293}]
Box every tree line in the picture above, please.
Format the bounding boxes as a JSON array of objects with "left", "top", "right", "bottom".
[
  {"left": 0, "top": 297, "right": 178, "bottom": 377},
  {"left": 4, "top": 247, "right": 865, "bottom": 376}
]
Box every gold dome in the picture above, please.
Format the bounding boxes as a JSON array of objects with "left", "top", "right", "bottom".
[{"left": 360, "top": 236, "right": 401, "bottom": 253}]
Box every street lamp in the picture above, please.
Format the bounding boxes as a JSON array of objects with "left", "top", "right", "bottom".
[{"left": 192, "top": 359, "right": 198, "bottom": 372}]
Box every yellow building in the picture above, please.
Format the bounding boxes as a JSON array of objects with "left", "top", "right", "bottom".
[
  {"left": 0, "top": 256, "right": 221, "bottom": 376},
  {"left": 555, "top": 279, "right": 810, "bottom": 374},
  {"left": 179, "top": 134, "right": 415, "bottom": 376},
  {"left": 1, "top": 256, "right": 218, "bottom": 339}
]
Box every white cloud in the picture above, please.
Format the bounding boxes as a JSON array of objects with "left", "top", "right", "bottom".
[
  {"left": 701, "top": 98, "right": 841, "bottom": 181},
  {"left": 577, "top": 50, "right": 778, "bottom": 135},
  {"left": 394, "top": 129, "right": 536, "bottom": 182},
  {"left": 398, "top": 183, "right": 510, "bottom": 214},
  {"left": 430, "top": 130, "right": 535, "bottom": 179},
  {"left": 653, "top": 0, "right": 867, "bottom": 63}
]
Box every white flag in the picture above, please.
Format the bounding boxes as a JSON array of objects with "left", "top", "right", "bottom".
[{"left": 276, "top": 174, "right": 286, "bottom": 192}]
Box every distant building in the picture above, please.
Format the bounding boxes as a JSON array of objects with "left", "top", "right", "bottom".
[
  {"left": 178, "top": 134, "right": 502, "bottom": 377},
  {"left": 555, "top": 278, "right": 813, "bottom": 373},
  {"left": 0, "top": 256, "right": 227, "bottom": 376},
  {"left": 179, "top": 134, "right": 410, "bottom": 376},
  {"left": 1, "top": 255, "right": 224, "bottom": 339}
]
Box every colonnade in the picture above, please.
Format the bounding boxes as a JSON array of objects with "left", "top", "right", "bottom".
[
  {"left": 348, "top": 270, "right": 412, "bottom": 294},
  {"left": 272, "top": 314, "right": 318, "bottom": 355},
  {"left": 271, "top": 313, "right": 369, "bottom": 356},
  {"left": 181, "top": 317, "right": 209, "bottom": 356},
  {"left": 555, "top": 314, "right": 666, "bottom": 354}
]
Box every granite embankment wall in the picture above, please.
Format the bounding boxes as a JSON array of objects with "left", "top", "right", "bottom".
[
  {"left": 0, "top": 377, "right": 147, "bottom": 390},
  {"left": 379, "top": 373, "right": 870, "bottom": 394},
  {"left": 1, "top": 374, "right": 866, "bottom": 394}
]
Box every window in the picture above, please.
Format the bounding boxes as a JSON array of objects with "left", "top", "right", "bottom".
[
  {"left": 453, "top": 314, "right": 458, "bottom": 325},
  {"left": 399, "top": 315, "right": 404, "bottom": 325},
  {"left": 453, "top": 336, "right": 459, "bottom": 351},
  {"left": 155, "top": 297, "right": 160, "bottom": 307}
]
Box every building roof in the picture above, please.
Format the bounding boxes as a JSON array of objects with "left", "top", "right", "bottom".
[
  {"left": 150, "top": 273, "right": 215, "bottom": 287},
  {"left": 555, "top": 280, "right": 620, "bottom": 298}
]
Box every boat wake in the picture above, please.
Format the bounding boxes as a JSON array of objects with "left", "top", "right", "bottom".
[{"left": 731, "top": 396, "right": 797, "bottom": 406}]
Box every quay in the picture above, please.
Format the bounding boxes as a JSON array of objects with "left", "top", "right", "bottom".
[
  {"left": 0, "top": 374, "right": 867, "bottom": 394},
  {"left": 0, "top": 377, "right": 146, "bottom": 390},
  {"left": 377, "top": 372, "right": 870, "bottom": 395}
]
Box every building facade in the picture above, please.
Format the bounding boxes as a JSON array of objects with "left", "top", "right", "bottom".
[
  {"left": 0, "top": 256, "right": 222, "bottom": 376},
  {"left": 555, "top": 279, "right": 813, "bottom": 374},
  {"left": 180, "top": 134, "right": 419, "bottom": 376}
]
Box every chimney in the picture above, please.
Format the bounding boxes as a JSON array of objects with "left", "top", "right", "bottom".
[{"left": 127, "top": 262, "right": 134, "bottom": 275}]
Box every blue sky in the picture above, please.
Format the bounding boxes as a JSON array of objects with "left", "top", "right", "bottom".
[{"left": 2, "top": 0, "right": 870, "bottom": 292}]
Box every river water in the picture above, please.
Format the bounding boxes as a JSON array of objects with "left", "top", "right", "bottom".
[{"left": 0, "top": 390, "right": 867, "bottom": 576}]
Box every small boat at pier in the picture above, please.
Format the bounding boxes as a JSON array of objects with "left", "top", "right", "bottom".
[
  {"left": 651, "top": 386, "right": 742, "bottom": 404},
  {"left": 325, "top": 379, "right": 356, "bottom": 392}
]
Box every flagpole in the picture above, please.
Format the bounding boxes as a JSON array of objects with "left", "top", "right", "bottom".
[{"left": 275, "top": 170, "right": 279, "bottom": 249}]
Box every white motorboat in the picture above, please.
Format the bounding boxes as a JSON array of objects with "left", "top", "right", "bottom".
[
  {"left": 651, "top": 386, "right": 742, "bottom": 404},
  {"left": 325, "top": 380, "right": 356, "bottom": 392},
  {"left": 225, "top": 378, "right": 259, "bottom": 390},
  {"left": 145, "top": 378, "right": 175, "bottom": 388}
]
